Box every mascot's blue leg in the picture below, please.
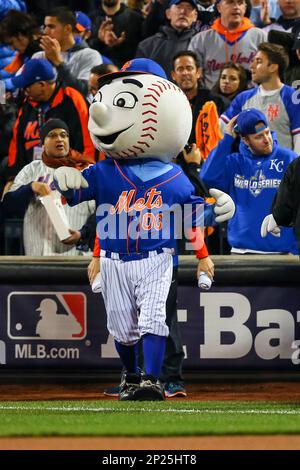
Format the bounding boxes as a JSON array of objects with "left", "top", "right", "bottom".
[
  {"left": 142, "top": 334, "right": 166, "bottom": 378},
  {"left": 115, "top": 340, "right": 142, "bottom": 401},
  {"left": 114, "top": 340, "right": 138, "bottom": 373},
  {"left": 130, "top": 334, "right": 166, "bottom": 401}
]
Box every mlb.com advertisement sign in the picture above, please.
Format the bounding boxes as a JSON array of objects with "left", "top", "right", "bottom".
[
  {"left": 0, "top": 287, "right": 112, "bottom": 367},
  {"left": 6, "top": 291, "right": 87, "bottom": 363},
  {"left": 0, "top": 285, "right": 300, "bottom": 369}
]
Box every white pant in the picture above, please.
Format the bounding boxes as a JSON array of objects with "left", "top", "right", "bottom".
[{"left": 100, "top": 253, "right": 173, "bottom": 345}]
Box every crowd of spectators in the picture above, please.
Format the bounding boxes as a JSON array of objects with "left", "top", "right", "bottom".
[{"left": 0, "top": 0, "right": 300, "bottom": 256}]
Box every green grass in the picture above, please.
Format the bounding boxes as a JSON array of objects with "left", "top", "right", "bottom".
[{"left": 0, "top": 401, "right": 300, "bottom": 437}]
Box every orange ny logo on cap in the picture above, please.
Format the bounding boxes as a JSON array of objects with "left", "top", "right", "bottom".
[{"left": 121, "top": 61, "right": 133, "bottom": 72}]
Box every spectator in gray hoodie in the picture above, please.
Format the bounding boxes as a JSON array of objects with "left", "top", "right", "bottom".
[{"left": 32, "top": 7, "right": 102, "bottom": 97}]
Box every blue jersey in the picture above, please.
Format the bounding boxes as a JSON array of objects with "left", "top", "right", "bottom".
[
  {"left": 201, "top": 132, "right": 298, "bottom": 253},
  {"left": 67, "top": 159, "right": 207, "bottom": 255}
]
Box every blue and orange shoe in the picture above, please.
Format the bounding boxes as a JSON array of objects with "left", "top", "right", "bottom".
[
  {"left": 164, "top": 382, "right": 187, "bottom": 398},
  {"left": 103, "top": 385, "right": 120, "bottom": 397}
]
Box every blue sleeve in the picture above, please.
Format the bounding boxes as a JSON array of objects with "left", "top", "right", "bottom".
[
  {"left": 204, "top": 205, "right": 217, "bottom": 226},
  {"left": 2, "top": 183, "right": 33, "bottom": 217},
  {"left": 281, "top": 87, "right": 300, "bottom": 136},
  {"left": 0, "top": 69, "right": 13, "bottom": 79},
  {"left": 200, "top": 133, "right": 234, "bottom": 193},
  {"left": 220, "top": 89, "right": 256, "bottom": 124},
  {"left": 173, "top": 169, "right": 207, "bottom": 228},
  {"left": 183, "top": 193, "right": 218, "bottom": 228},
  {"left": 0, "top": 46, "right": 15, "bottom": 59},
  {"left": 182, "top": 184, "right": 207, "bottom": 228},
  {"left": 2, "top": 78, "right": 15, "bottom": 91},
  {"left": 220, "top": 92, "right": 245, "bottom": 124}
]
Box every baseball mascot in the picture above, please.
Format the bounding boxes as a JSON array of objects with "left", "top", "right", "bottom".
[{"left": 54, "top": 59, "right": 235, "bottom": 401}]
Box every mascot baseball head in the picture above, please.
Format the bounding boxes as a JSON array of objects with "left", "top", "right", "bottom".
[{"left": 88, "top": 58, "right": 192, "bottom": 162}]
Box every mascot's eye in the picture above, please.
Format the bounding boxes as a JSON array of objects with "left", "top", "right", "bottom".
[
  {"left": 92, "top": 91, "right": 102, "bottom": 103},
  {"left": 113, "top": 92, "right": 137, "bottom": 108}
]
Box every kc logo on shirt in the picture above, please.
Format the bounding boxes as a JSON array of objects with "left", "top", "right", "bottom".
[{"left": 269, "top": 159, "right": 284, "bottom": 172}]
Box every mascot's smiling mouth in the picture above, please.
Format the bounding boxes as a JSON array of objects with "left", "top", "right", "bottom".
[{"left": 96, "top": 124, "right": 134, "bottom": 145}]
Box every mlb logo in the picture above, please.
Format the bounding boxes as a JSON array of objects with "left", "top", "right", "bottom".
[{"left": 8, "top": 292, "right": 87, "bottom": 340}]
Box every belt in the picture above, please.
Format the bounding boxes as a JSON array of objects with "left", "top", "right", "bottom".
[{"left": 100, "top": 248, "right": 174, "bottom": 261}]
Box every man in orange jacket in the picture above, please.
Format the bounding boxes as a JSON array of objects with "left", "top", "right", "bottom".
[{"left": 6, "top": 58, "right": 95, "bottom": 179}]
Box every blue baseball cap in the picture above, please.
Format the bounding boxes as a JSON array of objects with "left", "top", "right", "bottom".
[
  {"left": 97, "top": 58, "right": 167, "bottom": 87},
  {"left": 11, "top": 58, "right": 56, "bottom": 89},
  {"left": 168, "top": 0, "right": 198, "bottom": 8},
  {"left": 75, "top": 11, "right": 92, "bottom": 32},
  {"left": 120, "top": 58, "right": 167, "bottom": 78},
  {"left": 235, "top": 109, "right": 269, "bottom": 135}
]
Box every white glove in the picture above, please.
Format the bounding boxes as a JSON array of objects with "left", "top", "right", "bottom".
[
  {"left": 261, "top": 214, "right": 281, "bottom": 238},
  {"left": 54, "top": 167, "right": 89, "bottom": 192},
  {"left": 210, "top": 188, "right": 235, "bottom": 223}
]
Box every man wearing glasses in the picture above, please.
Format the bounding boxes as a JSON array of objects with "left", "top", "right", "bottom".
[{"left": 2, "top": 119, "right": 95, "bottom": 256}]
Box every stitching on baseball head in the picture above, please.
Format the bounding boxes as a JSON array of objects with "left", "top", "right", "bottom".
[
  {"left": 141, "top": 133, "right": 154, "bottom": 141},
  {"left": 148, "top": 87, "right": 160, "bottom": 97},
  {"left": 144, "top": 94, "right": 159, "bottom": 103},
  {"left": 142, "top": 126, "right": 157, "bottom": 132},
  {"left": 157, "top": 80, "right": 168, "bottom": 91},
  {"left": 137, "top": 141, "right": 150, "bottom": 148},
  {"left": 142, "top": 102, "right": 157, "bottom": 108},
  {"left": 142, "top": 110, "right": 157, "bottom": 116},
  {"left": 133, "top": 145, "right": 145, "bottom": 153},
  {"left": 142, "top": 118, "right": 157, "bottom": 124},
  {"left": 151, "top": 83, "right": 163, "bottom": 93}
]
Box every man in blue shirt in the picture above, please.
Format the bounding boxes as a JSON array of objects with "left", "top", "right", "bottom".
[{"left": 201, "top": 108, "right": 298, "bottom": 254}]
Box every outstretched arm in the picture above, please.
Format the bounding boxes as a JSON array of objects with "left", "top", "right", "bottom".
[{"left": 53, "top": 166, "right": 97, "bottom": 206}]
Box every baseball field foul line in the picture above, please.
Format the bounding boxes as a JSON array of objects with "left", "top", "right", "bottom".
[{"left": 0, "top": 404, "right": 300, "bottom": 415}]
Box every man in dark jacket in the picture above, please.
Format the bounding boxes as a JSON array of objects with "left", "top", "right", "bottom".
[
  {"left": 136, "top": 0, "right": 198, "bottom": 79},
  {"left": 6, "top": 58, "right": 95, "bottom": 179},
  {"left": 268, "top": 26, "right": 300, "bottom": 87},
  {"left": 143, "top": 0, "right": 217, "bottom": 38},
  {"left": 261, "top": 156, "right": 300, "bottom": 255},
  {"left": 171, "top": 50, "right": 230, "bottom": 146},
  {"left": 89, "top": 0, "right": 144, "bottom": 67}
]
